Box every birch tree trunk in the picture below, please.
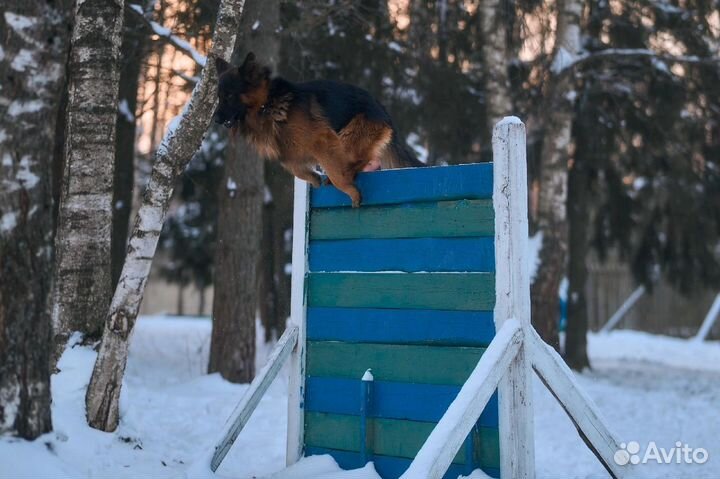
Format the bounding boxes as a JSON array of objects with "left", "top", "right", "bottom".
[
  {"left": 209, "top": 0, "right": 279, "bottom": 383},
  {"left": 480, "top": 0, "right": 513, "bottom": 127},
  {"left": 51, "top": 0, "right": 125, "bottom": 362},
  {"left": 531, "top": 0, "right": 584, "bottom": 349},
  {"left": 0, "top": 0, "right": 72, "bottom": 439},
  {"left": 85, "top": 0, "right": 247, "bottom": 432}
]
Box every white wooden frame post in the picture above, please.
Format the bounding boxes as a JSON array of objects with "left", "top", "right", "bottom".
[
  {"left": 286, "top": 178, "right": 310, "bottom": 465},
  {"left": 492, "top": 118, "right": 535, "bottom": 479}
]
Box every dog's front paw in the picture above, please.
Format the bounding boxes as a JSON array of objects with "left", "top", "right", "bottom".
[
  {"left": 308, "top": 174, "right": 322, "bottom": 188},
  {"left": 351, "top": 194, "right": 362, "bottom": 208}
]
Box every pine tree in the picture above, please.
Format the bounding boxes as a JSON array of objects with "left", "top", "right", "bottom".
[{"left": 563, "top": 0, "right": 720, "bottom": 368}]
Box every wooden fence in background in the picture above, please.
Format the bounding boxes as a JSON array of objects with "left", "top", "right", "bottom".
[{"left": 586, "top": 254, "right": 717, "bottom": 337}]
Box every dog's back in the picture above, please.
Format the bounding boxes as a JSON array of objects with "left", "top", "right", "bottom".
[
  {"left": 293, "top": 80, "right": 392, "bottom": 133},
  {"left": 272, "top": 78, "right": 424, "bottom": 169}
]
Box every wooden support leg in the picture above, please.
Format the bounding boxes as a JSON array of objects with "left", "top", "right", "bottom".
[{"left": 527, "top": 326, "right": 638, "bottom": 479}]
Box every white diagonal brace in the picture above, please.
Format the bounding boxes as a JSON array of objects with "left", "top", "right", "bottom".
[
  {"left": 693, "top": 292, "right": 720, "bottom": 341},
  {"left": 211, "top": 325, "right": 299, "bottom": 471},
  {"left": 600, "top": 285, "right": 646, "bottom": 333},
  {"left": 401, "top": 319, "right": 523, "bottom": 479},
  {"left": 527, "top": 326, "right": 635, "bottom": 479}
]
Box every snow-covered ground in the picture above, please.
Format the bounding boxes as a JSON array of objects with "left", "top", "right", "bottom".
[{"left": 2, "top": 316, "right": 719, "bottom": 479}]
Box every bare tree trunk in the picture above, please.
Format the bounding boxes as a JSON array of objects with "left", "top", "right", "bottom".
[
  {"left": 85, "top": 0, "right": 246, "bottom": 432},
  {"left": 208, "top": 0, "right": 279, "bottom": 383},
  {"left": 177, "top": 283, "right": 185, "bottom": 316},
  {"left": 259, "top": 6, "right": 290, "bottom": 341},
  {"left": 208, "top": 135, "right": 262, "bottom": 382},
  {"left": 566, "top": 151, "right": 591, "bottom": 370},
  {"left": 52, "top": 82, "right": 69, "bottom": 228},
  {"left": 198, "top": 286, "right": 206, "bottom": 316},
  {"left": 0, "top": 0, "right": 72, "bottom": 439},
  {"left": 113, "top": 6, "right": 151, "bottom": 291},
  {"left": 52, "top": 0, "right": 125, "bottom": 362},
  {"left": 479, "top": 0, "right": 513, "bottom": 127},
  {"left": 436, "top": 0, "right": 448, "bottom": 62},
  {"left": 259, "top": 193, "right": 278, "bottom": 341},
  {"left": 260, "top": 162, "right": 293, "bottom": 341},
  {"left": 530, "top": 0, "right": 584, "bottom": 350},
  {"left": 270, "top": 166, "right": 293, "bottom": 335}
]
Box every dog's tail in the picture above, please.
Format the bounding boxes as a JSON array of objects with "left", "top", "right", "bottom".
[{"left": 382, "top": 129, "right": 426, "bottom": 169}]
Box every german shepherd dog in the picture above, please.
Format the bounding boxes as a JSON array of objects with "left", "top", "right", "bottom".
[{"left": 213, "top": 53, "right": 423, "bottom": 207}]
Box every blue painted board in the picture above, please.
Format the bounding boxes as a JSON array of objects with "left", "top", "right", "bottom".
[
  {"left": 308, "top": 237, "right": 495, "bottom": 273},
  {"left": 305, "top": 447, "right": 500, "bottom": 479},
  {"left": 311, "top": 163, "right": 493, "bottom": 208},
  {"left": 305, "top": 376, "right": 499, "bottom": 427},
  {"left": 307, "top": 308, "right": 496, "bottom": 346}
]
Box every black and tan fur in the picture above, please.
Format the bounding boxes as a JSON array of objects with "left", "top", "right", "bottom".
[{"left": 213, "top": 52, "right": 423, "bottom": 207}]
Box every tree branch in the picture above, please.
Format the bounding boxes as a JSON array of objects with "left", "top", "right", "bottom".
[
  {"left": 558, "top": 48, "right": 720, "bottom": 74},
  {"left": 128, "top": 4, "right": 206, "bottom": 68}
]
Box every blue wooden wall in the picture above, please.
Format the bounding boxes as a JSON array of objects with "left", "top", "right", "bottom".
[{"left": 303, "top": 164, "right": 500, "bottom": 478}]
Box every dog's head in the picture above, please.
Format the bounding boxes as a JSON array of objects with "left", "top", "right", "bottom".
[{"left": 213, "top": 52, "right": 271, "bottom": 129}]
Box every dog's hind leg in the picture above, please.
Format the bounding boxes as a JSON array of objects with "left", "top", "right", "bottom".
[{"left": 339, "top": 115, "right": 393, "bottom": 174}]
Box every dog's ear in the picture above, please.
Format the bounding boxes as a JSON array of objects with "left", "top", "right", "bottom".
[
  {"left": 242, "top": 51, "right": 256, "bottom": 68},
  {"left": 215, "top": 56, "right": 231, "bottom": 76},
  {"left": 241, "top": 52, "right": 271, "bottom": 84}
]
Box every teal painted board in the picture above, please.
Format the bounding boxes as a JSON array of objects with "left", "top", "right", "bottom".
[
  {"left": 306, "top": 341, "right": 486, "bottom": 385},
  {"left": 308, "top": 237, "right": 495, "bottom": 272},
  {"left": 309, "top": 199, "right": 494, "bottom": 240},
  {"left": 304, "top": 412, "right": 500, "bottom": 468},
  {"left": 311, "top": 163, "right": 493, "bottom": 207},
  {"left": 307, "top": 272, "right": 496, "bottom": 311}
]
